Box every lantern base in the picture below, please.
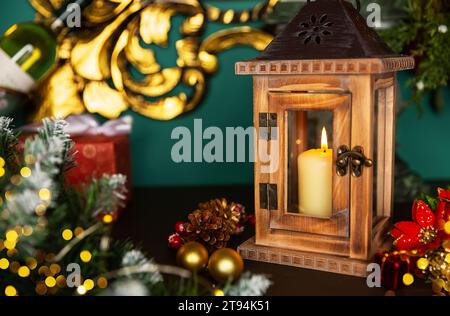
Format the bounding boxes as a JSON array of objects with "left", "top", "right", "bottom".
[{"left": 238, "top": 237, "right": 389, "bottom": 278}]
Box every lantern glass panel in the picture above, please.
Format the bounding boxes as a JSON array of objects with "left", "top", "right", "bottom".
[{"left": 286, "top": 108, "right": 349, "bottom": 220}]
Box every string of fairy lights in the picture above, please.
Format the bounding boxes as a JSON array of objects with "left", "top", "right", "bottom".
[{"left": 0, "top": 154, "right": 114, "bottom": 296}]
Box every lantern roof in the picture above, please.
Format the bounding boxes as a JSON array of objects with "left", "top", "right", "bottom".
[{"left": 236, "top": 0, "right": 414, "bottom": 75}]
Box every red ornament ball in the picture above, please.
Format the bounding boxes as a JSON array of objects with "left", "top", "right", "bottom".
[
  {"left": 174, "top": 221, "right": 186, "bottom": 235},
  {"left": 168, "top": 233, "right": 183, "bottom": 249}
]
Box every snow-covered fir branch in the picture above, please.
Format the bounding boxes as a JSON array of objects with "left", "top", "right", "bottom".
[
  {"left": 0, "top": 116, "right": 18, "bottom": 159},
  {"left": 121, "top": 250, "right": 163, "bottom": 286},
  {"left": 89, "top": 174, "right": 128, "bottom": 217},
  {"left": 224, "top": 272, "right": 272, "bottom": 296},
  {"left": 5, "top": 119, "right": 73, "bottom": 221}
]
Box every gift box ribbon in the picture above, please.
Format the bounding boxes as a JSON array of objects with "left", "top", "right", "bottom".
[{"left": 21, "top": 114, "right": 133, "bottom": 137}]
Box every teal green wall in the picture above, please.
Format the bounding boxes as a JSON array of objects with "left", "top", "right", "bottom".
[{"left": 1, "top": 1, "right": 449, "bottom": 186}]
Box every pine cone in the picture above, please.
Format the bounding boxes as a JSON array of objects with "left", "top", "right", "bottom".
[{"left": 184, "top": 198, "right": 240, "bottom": 252}]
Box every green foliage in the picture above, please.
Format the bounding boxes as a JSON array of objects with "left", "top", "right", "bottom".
[
  {"left": 0, "top": 117, "right": 18, "bottom": 162},
  {"left": 420, "top": 192, "right": 439, "bottom": 209},
  {"left": 381, "top": 0, "right": 450, "bottom": 111}
]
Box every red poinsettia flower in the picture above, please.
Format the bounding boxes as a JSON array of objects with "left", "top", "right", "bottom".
[{"left": 391, "top": 200, "right": 442, "bottom": 251}]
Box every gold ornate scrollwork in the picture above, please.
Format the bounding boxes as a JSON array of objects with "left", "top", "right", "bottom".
[{"left": 30, "top": 0, "right": 276, "bottom": 121}]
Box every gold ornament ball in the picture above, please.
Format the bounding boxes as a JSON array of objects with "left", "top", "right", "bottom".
[
  {"left": 176, "top": 242, "right": 209, "bottom": 272},
  {"left": 208, "top": 248, "right": 244, "bottom": 283},
  {"left": 402, "top": 273, "right": 414, "bottom": 286}
]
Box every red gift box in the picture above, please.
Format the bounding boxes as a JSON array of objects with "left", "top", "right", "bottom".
[
  {"left": 374, "top": 251, "right": 420, "bottom": 290},
  {"left": 66, "top": 134, "right": 132, "bottom": 195},
  {"left": 19, "top": 115, "right": 133, "bottom": 203}
]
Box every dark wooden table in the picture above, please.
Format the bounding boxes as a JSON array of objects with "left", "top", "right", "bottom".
[{"left": 113, "top": 186, "right": 431, "bottom": 296}]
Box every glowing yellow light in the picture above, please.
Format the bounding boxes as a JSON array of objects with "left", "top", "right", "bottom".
[
  {"left": 22, "top": 226, "right": 33, "bottom": 237},
  {"left": 77, "top": 285, "right": 87, "bottom": 295},
  {"left": 4, "top": 191, "right": 12, "bottom": 200},
  {"left": 321, "top": 127, "right": 329, "bottom": 151},
  {"left": 5, "top": 285, "right": 17, "bottom": 296},
  {"left": 20, "top": 167, "right": 31, "bottom": 178},
  {"left": 4, "top": 24, "right": 18, "bottom": 37},
  {"left": 0, "top": 258, "right": 9, "bottom": 270},
  {"left": 84, "top": 279, "right": 95, "bottom": 291},
  {"left": 102, "top": 214, "right": 114, "bottom": 224},
  {"left": 97, "top": 277, "right": 108, "bottom": 289},
  {"left": 223, "top": 10, "right": 234, "bottom": 24},
  {"left": 0, "top": 168, "right": 5, "bottom": 178},
  {"left": 38, "top": 188, "right": 51, "bottom": 201},
  {"left": 18, "top": 266, "right": 30, "bottom": 278},
  {"left": 4, "top": 240, "right": 16, "bottom": 250},
  {"left": 35, "top": 283, "right": 47, "bottom": 295},
  {"left": 74, "top": 227, "right": 84, "bottom": 237},
  {"left": 49, "top": 264, "right": 61, "bottom": 275},
  {"left": 38, "top": 266, "right": 49, "bottom": 275},
  {"left": 445, "top": 254, "right": 450, "bottom": 264},
  {"left": 445, "top": 221, "right": 450, "bottom": 235},
  {"left": 35, "top": 204, "right": 47, "bottom": 216},
  {"left": 26, "top": 258, "right": 37, "bottom": 270},
  {"left": 0, "top": 157, "right": 5, "bottom": 167},
  {"left": 208, "top": 7, "right": 220, "bottom": 20},
  {"left": 10, "top": 175, "right": 21, "bottom": 185},
  {"left": 80, "top": 250, "right": 92, "bottom": 263},
  {"left": 6, "top": 230, "right": 18, "bottom": 242},
  {"left": 213, "top": 289, "right": 225, "bottom": 296},
  {"left": 240, "top": 11, "right": 250, "bottom": 23},
  {"left": 186, "top": 252, "right": 202, "bottom": 266},
  {"left": 56, "top": 275, "right": 66, "bottom": 288},
  {"left": 24, "top": 154, "right": 35, "bottom": 165},
  {"left": 62, "top": 229, "right": 73, "bottom": 241},
  {"left": 417, "top": 258, "right": 429, "bottom": 270},
  {"left": 45, "top": 276, "right": 56, "bottom": 288},
  {"left": 217, "top": 259, "right": 234, "bottom": 275},
  {"left": 403, "top": 273, "right": 414, "bottom": 286}
]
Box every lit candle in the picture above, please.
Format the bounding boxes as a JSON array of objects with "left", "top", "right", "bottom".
[{"left": 298, "top": 127, "right": 332, "bottom": 217}]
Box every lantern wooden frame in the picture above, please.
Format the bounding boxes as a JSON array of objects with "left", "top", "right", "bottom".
[{"left": 235, "top": 0, "right": 414, "bottom": 277}]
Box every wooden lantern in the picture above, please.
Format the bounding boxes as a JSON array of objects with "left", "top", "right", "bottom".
[{"left": 236, "top": 0, "right": 414, "bottom": 277}]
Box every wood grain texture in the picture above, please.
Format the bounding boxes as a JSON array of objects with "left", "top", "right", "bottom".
[
  {"left": 239, "top": 237, "right": 368, "bottom": 278},
  {"left": 377, "top": 88, "right": 386, "bottom": 219},
  {"left": 349, "top": 75, "right": 374, "bottom": 260},
  {"left": 236, "top": 57, "right": 415, "bottom": 76},
  {"left": 253, "top": 76, "right": 270, "bottom": 245},
  {"left": 268, "top": 75, "right": 350, "bottom": 91},
  {"left": 384, "top": 84, "right": 396, "bottom": 218},
  {"left": 256, "top": 0, "right": 402, "bottom": 61},
  {"left": 249, "top": 72, "right": 398, "bottom": 272},
  {"left": 253, "top": 229, "right": 350, "bottom": 257},
  {"left": 371, "top": 216, "right": 392, "bottom": 256}
]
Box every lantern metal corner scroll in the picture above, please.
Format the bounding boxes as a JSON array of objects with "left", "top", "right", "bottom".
[{"left": 236, "top": 0, "right": 415, "bottom": 277}]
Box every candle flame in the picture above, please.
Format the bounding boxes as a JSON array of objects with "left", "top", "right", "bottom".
[{"left": 321, "top": 127, "right": 328, "bottom": 151}]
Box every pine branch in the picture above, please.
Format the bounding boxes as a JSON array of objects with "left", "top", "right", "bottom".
[
  {"left": 0, "top": 117, "right": 18, "bottom": 160},
  {"left": 381, "top": 0, "right": 450, "bottom": 110},
  {"left": 84, "top": 174, "right": 128, "bottom": 219},
  {"left": 224, "top": 272, "right": 272, "bottom": 296}
]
